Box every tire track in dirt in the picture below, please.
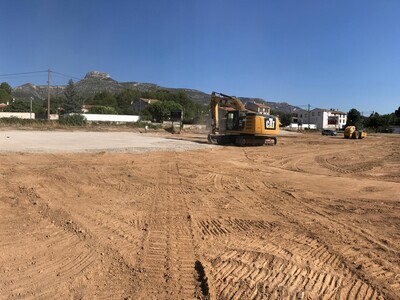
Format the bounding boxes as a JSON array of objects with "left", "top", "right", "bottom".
[
  {"left": 197, "top": 217, "right": 276, "bottom": 236},
  {"left": 243, "top": 147, "right": 318, "bottom": 174},
  {"left": 204, "top": 226, "right": 384, "bottom": 300},
  {"left": 209, "top": 249, "right": 344, "bottom": 299},
  {"left": 315, "top": 155, "right": 352, "bottom": 174},
  {"left": 241, "top": 147, "right": 399, "bottom": 298},
  {"left": 138, "top": 157, "right": 200, "bottom": 299},
  {"left": 72, "top": 208, "right": 145, "bottom": 264},
  {"left": 1, "top": 181, "right": 140, "bottom": 299},
  {"left": 193, "top": 158, "right": 387, "bottom": 299},
  {"left": 245, "top": 146, "right": 388, "bottom": 180},
  {"left": 0, "top": 195, "right": 98, "bottom": 299},
  {"left": 283, "top": 194, "right": 400, "bottom": 292},
  {"left": 258, "top": 181, "right": 397, "bottom": 299},
  {"left": 1, "top": 136, "right": 398, "bottom": 299},
  {"left": 314, "top": 154, "right": 383, "bottom": 174}
]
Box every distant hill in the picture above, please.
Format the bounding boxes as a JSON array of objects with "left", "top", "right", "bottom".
[
  {"left": 11, "top": 70, "right": 299, "bottom": 113},
  {"left": 239, "top": 97, "right": 299, "bottom": 114}
]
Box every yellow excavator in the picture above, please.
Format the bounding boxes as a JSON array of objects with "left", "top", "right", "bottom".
[
  {"left": 344, "top": 126, "right": 367, "bottom": 139},
  {"left": 208, "top": 92, "right": 280, "bottom": 146}
]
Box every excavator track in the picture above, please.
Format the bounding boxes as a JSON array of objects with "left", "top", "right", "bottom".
[{"left": 208, "top": 134, "right": 277, "bottom": 146}]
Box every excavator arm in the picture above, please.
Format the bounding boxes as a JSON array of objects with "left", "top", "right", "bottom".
[{"left": 209, "top": 91, "right": 246, "bottom": 134}]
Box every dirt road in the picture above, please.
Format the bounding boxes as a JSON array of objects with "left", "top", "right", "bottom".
[{"left": 0, "top": 132, "right": 399, "bottom": 299}]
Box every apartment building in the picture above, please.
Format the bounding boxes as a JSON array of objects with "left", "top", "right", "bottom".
[{"left": 294, "top": 108, "right": 347, "bottom": 129}]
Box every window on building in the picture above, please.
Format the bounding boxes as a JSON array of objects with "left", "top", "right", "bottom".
[
  {"left": 312, "top": 112, "right": 314, "bottom": 116},
  {"left": 300, "top": 114, "right": 302, "bottom": 118},
  {"left": 318, "top": 112, "right": 321, "bottom": 116}
]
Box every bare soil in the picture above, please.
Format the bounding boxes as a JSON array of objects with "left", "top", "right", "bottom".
[{"left": 0, "top": 132, "right": 399, "bottom": 299}]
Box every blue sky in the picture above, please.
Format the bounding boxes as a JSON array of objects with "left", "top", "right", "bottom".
[{"left": 0, "top": 0, "right": 399, "bottom": 114}]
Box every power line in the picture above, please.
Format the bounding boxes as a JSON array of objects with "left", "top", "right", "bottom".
[
  {"left": 50, "top": 73, "right": 65, "bottom": 81},
  {"left": 0, "top": 70, "right": 47, "bottom": 78},
  {"left": 50, "top": 70, "right": 81, "bottom": 81},
  {"left": 0, "top": 74, "right": 49, "bottom": 79},
  {"left": 0, "top": 70, "right": 82, "bottom": 84}
]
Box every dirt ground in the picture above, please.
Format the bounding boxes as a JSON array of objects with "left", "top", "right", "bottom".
[{"left": 0, "top": 131, "right": 399, "bottom": 299}]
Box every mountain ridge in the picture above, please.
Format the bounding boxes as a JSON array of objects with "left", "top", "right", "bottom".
[{"left": 11, "top": 71, "right": 299, "bottom": 113}]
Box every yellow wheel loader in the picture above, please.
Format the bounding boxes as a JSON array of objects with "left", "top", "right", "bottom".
[
  {"left": 208, "top": 92, "right": 280, "bottom": 146},
  {"left": 344, "top": 126, "right": 367, "bottom": 139}
]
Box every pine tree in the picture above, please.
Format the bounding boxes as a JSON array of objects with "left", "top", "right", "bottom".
[
  {"left": 0, "top": 82, "right": 12, "bottom": 94},
  {"left": 63, "top": 79, "right": 83, "bottom": 113}
]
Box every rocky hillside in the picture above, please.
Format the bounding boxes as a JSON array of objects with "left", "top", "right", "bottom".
[{"left": 11, "top": 71, "right": 299, "bottom": 112}]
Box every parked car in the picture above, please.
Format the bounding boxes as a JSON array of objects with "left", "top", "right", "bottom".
[{"left": 321, "top": 129, "right": 337, "bottom": 136}]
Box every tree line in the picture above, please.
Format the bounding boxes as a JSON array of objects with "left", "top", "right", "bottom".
[
  {"left": 346, "top": 107, "right": 400, "bottom": 132},
  {"left": 0, "top": 80, "right": 207, "bottom": 124}
]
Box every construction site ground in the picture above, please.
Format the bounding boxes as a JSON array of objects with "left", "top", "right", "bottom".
[{"left": 0, "top": 130, "right": 399, "bottom": 299}]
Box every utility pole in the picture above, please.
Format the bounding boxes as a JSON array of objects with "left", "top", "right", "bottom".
[
  {"left": 47, "top": 69, "right": 51, "bottom": 120},
  {"left": 308, "top": 104, "right": 310, "bottom": 129}
]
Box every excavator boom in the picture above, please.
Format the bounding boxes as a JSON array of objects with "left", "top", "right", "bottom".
[{"left": 210, "top": 92, "right": 246, "bottom": 134}]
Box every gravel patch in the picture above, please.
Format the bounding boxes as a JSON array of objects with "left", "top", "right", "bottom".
[{"left": 0, "top": 131, "right": 216, "bottom": 153}]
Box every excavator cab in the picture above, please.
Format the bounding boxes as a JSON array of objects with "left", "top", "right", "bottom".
[{"left": 226, "top": 111, "right": 247, "bottom": 131}]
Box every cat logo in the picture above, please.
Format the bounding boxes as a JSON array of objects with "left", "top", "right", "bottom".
[{"left": 265, "top": 117, "right": 276, "bottom": 130}]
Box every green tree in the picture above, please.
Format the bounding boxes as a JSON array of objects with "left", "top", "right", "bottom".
[
  {"left": 279, "top": 112, "right": 292, "bottom": 127},
  {"left": 139, "top": 109, "right": 152, "bottom": 121},
  {"left": 346, "top": 108, "right": 362, "bottom": 128},
  {"left": 364, "top": 112, "right": 390, "bottom": 132},
  {"left": 87, "top": 91, "right": 118, "bottom": 109},
  {"left": 154, "top": 90, "right": 204, "bottom": 123},
  {"left": 270, "top": 109, "right": 292, "bottom": 127},
  {"left": 89, "top": 106, "right": 118, "bottom": 114},
  {"left": 63, "top": 79, "right": 83, "bottom": 114},
  {"left": 172, "top": 91, "right": 202, "bottom": 123},
  {"left": 395, "top": 106, "right": 400, "bottom": 118},
  {"left": 43, "top": 96, "right": 63, "bottom": 115},
  {"left": 4, "top": 100, "right": 30, "bottom": 112},
  {"left": 0, "top": 89, "right": 12, "bottom": 102},
  {"left": 394, "top": 107, "right": 400, "bottom": 125},
  {"left": 116, "top": 89, "right": 142, "bottom": 114},
  {"left": 148, "top": 101, "right": 182, "bottom": 122},
  {"left": 0, "top": 82, "right": 12, "bottom": 94}
]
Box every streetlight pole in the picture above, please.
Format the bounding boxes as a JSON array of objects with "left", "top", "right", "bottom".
[
  {"left": 47, "top": 69, "right": 51, "bottom": 120},
  {"left": 30, "top": 97, "right": 33, "bottom": 119}
]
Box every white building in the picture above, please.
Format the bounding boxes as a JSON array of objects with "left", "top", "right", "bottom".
[
  {"left": 294, "top": 108, "right": 347, "bottom": 130},
  {"left": 245, "top": 102, "right": 271, "bottom": 115}
]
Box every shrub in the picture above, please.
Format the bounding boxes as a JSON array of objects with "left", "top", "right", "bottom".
[
  {"left": 0, "top": 117, "right": 49, "bottom": 126},
  {"left": 59, "top": 114, "right": 87, "bottom": 126},
  {"left": 88, "top": 106, "right": 118, "bottom": 114}
]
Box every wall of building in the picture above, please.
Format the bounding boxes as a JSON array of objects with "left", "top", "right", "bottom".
[
  {"left": 182, "top": 124, "right": 206, "bottom": 131},
  {"left": 82, "top": 114, "right": 140, "bottom": 122},
  {"left": 296, "top": 109, "right": 347, "bottom": 129},
  {"left": 0, "top": 112, "right": 35, "bottom": 119},
  {"left": 286, "top": 123, "right": 317, "bottom": 129}
]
